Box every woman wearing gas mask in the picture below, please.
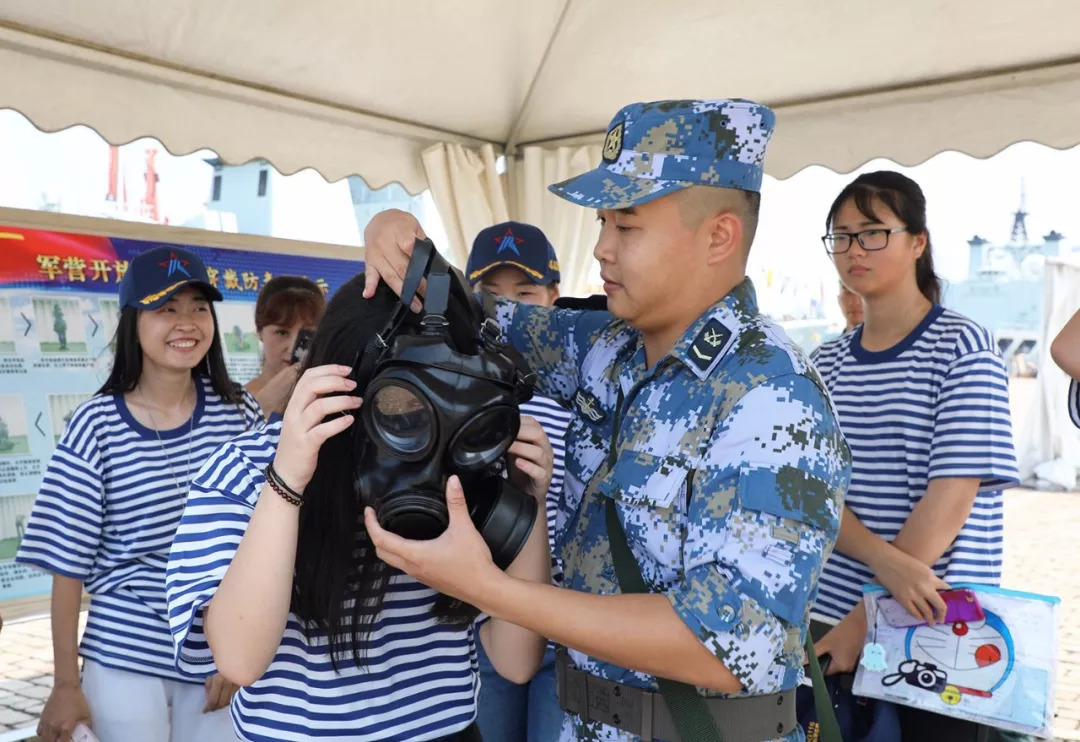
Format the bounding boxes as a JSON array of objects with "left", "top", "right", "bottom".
[{"left": 165, "top": 274, "right": 553, "bottom": 742}]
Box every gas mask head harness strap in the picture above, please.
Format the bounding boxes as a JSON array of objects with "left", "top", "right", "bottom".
[{"left": 352, "top": 238, "right": 539, "bottom": 569}]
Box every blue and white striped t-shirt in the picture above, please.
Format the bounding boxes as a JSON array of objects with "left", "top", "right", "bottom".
[
  {"left": 1069, "top": 379, "right": 1080, "bottom": 428},
  {"left": 521, "top": 395, "right": 572, "bottom": 583},
  {"left": 16, "top": 377, "right": 261, "bottom": 682},
  {"left": 810, "top": 306, "right": 1019, "bottom": 620},
  {"left": 165, "top": 420, "right": 481, "bottom": 742}
]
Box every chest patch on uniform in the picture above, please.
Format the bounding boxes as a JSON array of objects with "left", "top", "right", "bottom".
[
  {"left": 688, "top": 318, "right": 733, "bottom": 372},
  {"left": 573, "top": 389, "right": 606, "bottom": 424}
]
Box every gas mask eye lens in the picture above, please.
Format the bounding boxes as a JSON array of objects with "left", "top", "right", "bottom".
[
  {"left": 370, "top": 382, "right": 434, "bottom": 457},
  {"left": 354, "top": 238, "right": 538, "bottom": 568},
  {"left": 449, "top": 406, "right": 518, "bottom": 470}
]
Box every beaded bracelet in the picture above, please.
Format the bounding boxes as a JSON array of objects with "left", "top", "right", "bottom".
[{"left": 265, "top": 464, "right": 304, "bottom": 507}]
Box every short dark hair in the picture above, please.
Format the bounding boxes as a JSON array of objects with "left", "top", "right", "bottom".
[
  {"left": 741, "top": 190, "right": 761, "bottom": 250},
  {"left": 676, "top": 186, "right": 760, "bottom": 253}
]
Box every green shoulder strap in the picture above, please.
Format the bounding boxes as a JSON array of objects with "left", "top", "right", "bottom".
[
  {"left": 605, "top": 496, "right": 726, "bottom": 741},
  {"left": 806, "top": 639, "right": 842, "bottom": 741},
  {"left": 604, "top": 496, "right": 841, "bottom": 742}
]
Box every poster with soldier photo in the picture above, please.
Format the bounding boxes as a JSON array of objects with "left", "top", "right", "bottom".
[
  {"left": 216, "top": 300, "right": 263, "bottom": 383},
  {"left": 0, "top": 395, "right": 30, "bottom": 457},
  {"left": 217, "top": 301, "right": 260, "bottom": 356},
  {"left": 47, "top": 393, "right": 92, "bottom": 444},
  {"left": 32, "top": 296, "right": 87, "bottom": 354},
  {"left": 98, "top": 297, "right": 120, "bottom": 351},
  {"left": 0, "top": 493, "right": 35, "bottom": 560}
]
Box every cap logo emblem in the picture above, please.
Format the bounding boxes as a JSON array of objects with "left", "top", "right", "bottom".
[
  {"left": 602, "top": 122, "right": 624, "bottom": 163},
  {"left": 495, "top": 228, "right": 524, "bottom": 256},
  {"left": 139, "top": 279, "right": 190, "bottom": 306},
  {"left": 159, "top": 251, "right": 191, "bottom": 278}
]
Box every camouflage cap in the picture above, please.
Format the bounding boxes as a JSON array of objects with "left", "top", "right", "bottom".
[{"left": 548, "top": 99, "right": 776, "bottom": 210}]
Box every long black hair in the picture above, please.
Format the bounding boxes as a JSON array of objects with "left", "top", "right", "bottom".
[
  {"left": 825, "top": 170, "right": 942, "bottom": 305},
  {"left": 97, "top": 293, "right": 243, "bottom": 403},
  {"left": 291, "top": 275, "right": 479, "bottom": 669}
]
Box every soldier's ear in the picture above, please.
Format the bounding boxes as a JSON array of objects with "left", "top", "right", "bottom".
[{"left": 703, "top": 210, "right": 743, "bottom": 267}]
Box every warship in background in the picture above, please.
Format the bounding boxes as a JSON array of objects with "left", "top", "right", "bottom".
[{"left": 944, "top": 185, "right": 1078, "bottom": 376}]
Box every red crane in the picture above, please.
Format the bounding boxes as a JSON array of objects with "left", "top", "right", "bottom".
[
  {"left": 106, "top": 145, "right": 119, "bottom": 202},
  {"left": 143, "top": 149, "right": 161, "bottom": 223}
]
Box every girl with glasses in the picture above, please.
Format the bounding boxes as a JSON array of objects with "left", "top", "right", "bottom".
[{"left": 810, "top": 171, "right": 1020, "bottom": 741}]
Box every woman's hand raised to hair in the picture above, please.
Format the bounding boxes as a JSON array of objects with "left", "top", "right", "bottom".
[
  {"left": 506, "top": 416, "right": 554, "bottom": 504},
  {"left": 271, "top": 365, "right": 361, "bottom": 493},
  {"left": 361, "top": 209, "right": 426, "bottom": 311}
]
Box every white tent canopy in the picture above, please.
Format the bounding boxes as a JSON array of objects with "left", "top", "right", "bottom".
[{"left": 4, "top": 0, "right": 1080, "bottom": 196}]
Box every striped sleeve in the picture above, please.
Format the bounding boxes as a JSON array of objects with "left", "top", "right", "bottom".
[
  {"left": 1070, "top": 379, "right": 1080, "bottom": 429},
  {"left": 239, "top": 388, "right": 263, "bottom": 428},
  {"left": 15, "top": 405, "right": 104, "bottom": 579},
  {"left": 520, "top": 396, "right": 572, "bottom": 585},
  {"left": 165, "top": 437, "right": 263, "bottom": 677},
  {"left": 929, "top": 347, "right": 1019, "bottom": 489}
]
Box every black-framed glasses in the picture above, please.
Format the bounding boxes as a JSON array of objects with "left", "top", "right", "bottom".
[{"left": 821, "top": 227, "right": 907, "bottom": 255}]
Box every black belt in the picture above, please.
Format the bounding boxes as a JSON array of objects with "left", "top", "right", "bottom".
[{"left": 555, "top": 648, "right": 796, "bottom": 741}]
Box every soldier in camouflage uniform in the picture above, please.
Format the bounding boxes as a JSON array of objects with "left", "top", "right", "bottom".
[{"left": 363, "top": 99, "right": 851, "bottom": 742}]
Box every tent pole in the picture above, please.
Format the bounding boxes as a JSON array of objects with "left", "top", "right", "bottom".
[{"left": 503, "top": 0, "right": 575, "bottom": 156}]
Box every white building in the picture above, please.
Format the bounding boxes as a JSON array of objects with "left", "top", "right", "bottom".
[{"left": 190, "top": 158, "right": 364, "bottom": 246}]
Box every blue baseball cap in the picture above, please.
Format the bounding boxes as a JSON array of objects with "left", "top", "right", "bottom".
[
  {"left": 118, "top": 246, "right": 223, "bottom": 310},
  {"left": 549, "top": 98, "right": 776, "bottom": 210},
  {"left": 466, "top": 221, "right": 561, "bottom": 286}
]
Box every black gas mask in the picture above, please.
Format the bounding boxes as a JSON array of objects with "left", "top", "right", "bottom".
[{"left": 353, "top": 239, "right": 539, "bottom": 569}]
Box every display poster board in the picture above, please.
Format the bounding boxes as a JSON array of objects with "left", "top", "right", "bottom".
[{"left": 0, "top": 217, "right": 364, "bottom": 604}]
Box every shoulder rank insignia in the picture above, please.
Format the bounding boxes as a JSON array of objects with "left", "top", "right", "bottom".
[{"left": 688, "top": 318, "right": 733, "bottom": 373}]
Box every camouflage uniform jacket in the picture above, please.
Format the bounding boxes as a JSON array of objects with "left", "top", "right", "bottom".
[{"left": 493, "top": 278, "right": 851, "bottom": 742}]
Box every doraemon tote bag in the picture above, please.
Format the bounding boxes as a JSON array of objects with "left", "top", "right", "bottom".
[{"left": 853, "top": 584, "right": 1059, "bottom": 738}]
